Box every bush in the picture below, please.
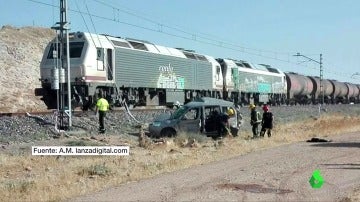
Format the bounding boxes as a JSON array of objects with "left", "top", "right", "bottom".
[
  {"left": 5, "top": 180, "right": 35, "bottom": 193},
  {"left": 79, "top": 164, "right": 111, "bottom": 177}
]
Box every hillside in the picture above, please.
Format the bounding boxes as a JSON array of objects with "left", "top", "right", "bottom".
[{"left": 0, "top": 25, "right": 55, "bottom": 113}]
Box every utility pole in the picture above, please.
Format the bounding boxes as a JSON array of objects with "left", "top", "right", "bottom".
[
  {"left": 294, "top": 53, "right": 324, "bottom": 115},
  {"left": 63, "top": 0, "right": 72, "bottom": 128},
  {"left": 51, "top": 0, "right": 72, "bottom": 129},
  {"left": 320, "top": 54, "right": 324, "bottom": 105}
]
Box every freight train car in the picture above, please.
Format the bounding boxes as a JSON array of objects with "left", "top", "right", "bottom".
[
  {"left": 357, "top": 85, "right": 360, "bottom": 103},
  {"left": 330, "top": 80, "right": 348, "bottom": 104},
  {"left": 285, "top": 72, "right": 314, "bottom": 104},
  {"left": 308, "top": 76, "right": 334, "bottom": 104},
  {"left": 39, "top": 32, "right": 225, "bottom": 109},
  {"left": 345, "top": 83, "right": 360, "bottom": 103},
  {"left": 287, "top": 74, "right": 359, "bottom": 104}
]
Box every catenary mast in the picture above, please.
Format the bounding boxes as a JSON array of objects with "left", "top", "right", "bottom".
[{"left": 52, "top": 0, "right": 72, "bottom": 129}]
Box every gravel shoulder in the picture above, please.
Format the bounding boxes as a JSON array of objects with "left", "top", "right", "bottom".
[{"left": 72, "top": 132, "right": 360, "bottom": 202}]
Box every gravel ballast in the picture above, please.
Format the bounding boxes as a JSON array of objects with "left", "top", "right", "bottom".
[{"left": 1, "top": 104, "right": 359, "bottom": 144}]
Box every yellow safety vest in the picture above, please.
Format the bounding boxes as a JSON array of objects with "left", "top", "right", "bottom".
[{"left": 96, "top": 98, "right": 109, "bottom": 112}]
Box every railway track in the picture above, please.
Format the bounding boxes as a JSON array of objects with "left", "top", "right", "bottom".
[
  {"left": 0, "top": 106, "right": 171, "bottom": 117},
  {"left": 0, "top": 111, "right": 54, "bottom": 117},
  {"left": 0, "top": 105, "right": 173, "bottom": 143}
]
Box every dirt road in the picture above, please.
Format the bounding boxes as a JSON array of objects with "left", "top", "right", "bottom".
[{"left": 72, "top": 132, "right": 360, "bottom": 201}]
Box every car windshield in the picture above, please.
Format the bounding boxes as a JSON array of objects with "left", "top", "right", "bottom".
[{"left": 170, "top": 106, "right": 189, "bottom": 119}]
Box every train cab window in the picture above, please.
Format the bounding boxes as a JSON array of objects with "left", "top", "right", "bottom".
[
  {"left": 47, "top": 43, "right": 59, "bottom": 59},
  {"left": 68, "top": 42, "right": 84, "bottom": 58},
  {"left": 47, "top": 42, "right": 84, "bottom": 59},
  {"left": 97, "top": 48, "right": 103, "bottom": 61}
]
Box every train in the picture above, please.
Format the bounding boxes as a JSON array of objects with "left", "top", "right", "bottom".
[{"left": 38, "top": 31, "right": 360, "bottom": 109}]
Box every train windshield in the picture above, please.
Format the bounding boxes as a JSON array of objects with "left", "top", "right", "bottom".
[{"left": 47, "top": 42, "right": 84, "bottom": 59}]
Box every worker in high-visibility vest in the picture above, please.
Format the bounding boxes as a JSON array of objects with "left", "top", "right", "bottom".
[{"left": 95, "top": 92, "right": 109, "bottom": 133}]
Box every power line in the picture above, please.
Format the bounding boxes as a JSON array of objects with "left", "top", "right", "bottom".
[
  {"left": 91, "top": 0, "right": 294, "bottom": 56},
  {"left": 28, "top": 0, "right": 311, "bottom": 68},
  {"left": 73, "top": 0, "right": 94, "bottom": 47},
  {"left": 23, "top": 1, "right": 309, "bottom": 57},
  {"left": 27, "top": 0, "right": 358, "bottom": 81}
]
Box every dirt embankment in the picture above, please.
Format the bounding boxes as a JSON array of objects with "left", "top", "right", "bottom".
[{"left": 0, "top": 25, "right": 54, "bottom": 113}]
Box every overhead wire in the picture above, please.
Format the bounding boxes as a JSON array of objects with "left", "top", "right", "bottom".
[
  {"left": 84, "top": 0, "right": 103, "bottom": 48},
  {"left": 73, "top": 0, "right": 97, "bottom": 48},
  {"left": 94, "top": 0, "right": 348, "bottom": 78},
  {"left": 27, "top": 0, "right": 318, "bottom": 60},
  {"left": 27, "top": 0, "right": 357, "bottom": 81},
  {"left": 29, "top": 0, "right": 298, "bottom": 62},
  {"left": 91, "top": 0, "right": 293, "bottom": 56}
]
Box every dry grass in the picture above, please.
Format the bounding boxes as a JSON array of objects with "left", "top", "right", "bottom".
[
  {"left": 349, "top": 188, "right": 360, "bottom": 202},
  {"left": 0, "top": 114, "right": 360, "bottom": 201},
  {"left": 341, "top": 187, "right": 360, "bottom": 202}
]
